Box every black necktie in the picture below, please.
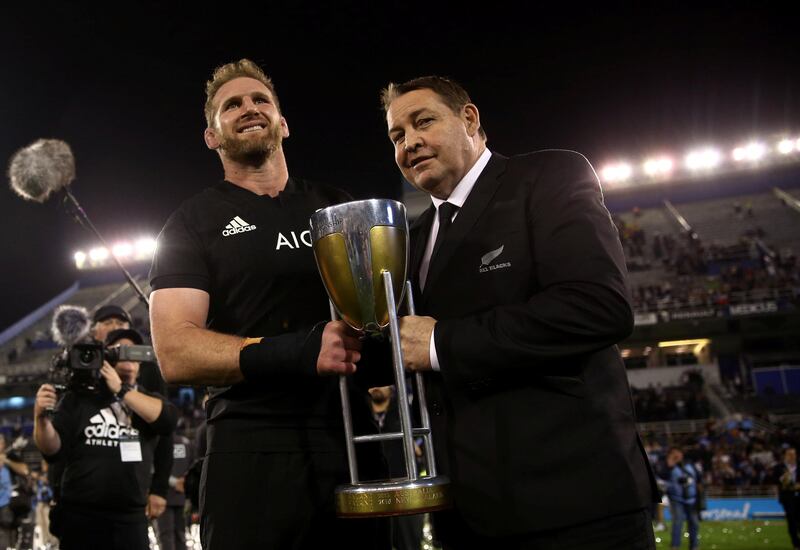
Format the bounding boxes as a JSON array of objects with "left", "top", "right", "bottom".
[{"left": 431, "top": 202, "right": 458, "bottom": 261}]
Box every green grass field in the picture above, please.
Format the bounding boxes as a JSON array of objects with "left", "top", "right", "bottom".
[{"left": 654, "top": 520, "right": 793, "bottom": 549}]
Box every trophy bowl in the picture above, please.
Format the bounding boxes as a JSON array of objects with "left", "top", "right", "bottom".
[{"left": 310, "top": 199, "right": 408, "bottom": 333}]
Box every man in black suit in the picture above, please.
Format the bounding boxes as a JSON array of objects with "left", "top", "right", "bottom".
[
  {"left": 381, "top": 76, "right": 657, "bottom": 549},
  {"left": 773, "top": 447, "right": 799, "bottom": 549}
]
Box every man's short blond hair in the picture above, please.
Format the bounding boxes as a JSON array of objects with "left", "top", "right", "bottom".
[{"left": 204, "top": 58, "right": 280, "bottom": 127}]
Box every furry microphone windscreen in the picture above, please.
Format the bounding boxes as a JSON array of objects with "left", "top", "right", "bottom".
[
  {"left": 51, "top": 304, "right": 93, "bottom": 347},
  {"left": 8, "top": 139, "right": 76, "bottom": 203}
]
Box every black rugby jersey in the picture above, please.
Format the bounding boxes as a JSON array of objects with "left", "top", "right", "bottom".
[{"left": 150, "top": 178, "right": 376, "bottom": 452}]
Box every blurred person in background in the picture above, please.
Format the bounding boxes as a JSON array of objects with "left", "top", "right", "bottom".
[
  {"left": 773, "top": 447, "right": 799, "bottom": 550},
  {"left": 663, "top": 447, "right": 700, "bottom": 550},
  {"left": 0, "top": 433, "right": 30, "bottom": 549},
  {"left": 32, "top": 460, "right": 57, "bottom": 549},
  {"left": 33, "top": 328, "right": 178, "bottom": 550},
  {"left": 156, "top": 424, "right": 195, "bottom": 550},
  {"left": 368, "top": 386, "right": 424, "bottom": 550}
]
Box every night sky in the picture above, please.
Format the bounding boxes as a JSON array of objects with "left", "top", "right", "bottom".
[{"left": 1, "top": 3, "right": 797, "bottom": 331}]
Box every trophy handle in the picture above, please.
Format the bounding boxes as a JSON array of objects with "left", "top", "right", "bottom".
[
  {"left": 331, "top": 275, "right": 441, "bottom": 487},
  {"left": 383, "top": 271, "right": 419, "bottom": 480},
  {"left": 330, "top": 301, "right": 360, "bottom": 484},
  {"left": 403, "top": 280, "right": 438, "bottom": 477}
]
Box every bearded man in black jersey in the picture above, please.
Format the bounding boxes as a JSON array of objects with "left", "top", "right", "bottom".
[{"left": 148, "top": 59, "right": 389, "bottom": 550}]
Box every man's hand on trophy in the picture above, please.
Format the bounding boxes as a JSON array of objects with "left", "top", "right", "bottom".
[
  {"left": 399, "top": 316, "right": 436, "bottom": 372},
  {"left": 317, "top": 320, "right": 363, "bottom": 375}
]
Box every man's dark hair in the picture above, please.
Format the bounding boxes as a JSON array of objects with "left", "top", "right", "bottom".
[{"left": 380, "top": 75, "right": 486, "bottom": 140}]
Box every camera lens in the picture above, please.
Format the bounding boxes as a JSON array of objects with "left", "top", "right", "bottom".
[{"left": 79, "top": 348, "right": 98, "bottom": 366}]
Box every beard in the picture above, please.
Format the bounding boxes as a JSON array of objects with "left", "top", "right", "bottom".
[{"left": 219, "top": 120, "right": 283, "bottom": 165}]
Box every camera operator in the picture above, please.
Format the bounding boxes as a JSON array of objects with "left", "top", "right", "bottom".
[
  {"left": 662, "top": 447, "right": 700, "bottom": 550},
  {"left": 33, "top": 328, "right": 179, "bottom": 550},
  {"left": 91, "top": 305, "right": 174, "bottom": 521}
]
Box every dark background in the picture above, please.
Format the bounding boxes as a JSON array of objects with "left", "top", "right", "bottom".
[{"left": 0, "top": 2, "right": 797, "bottom": 331}]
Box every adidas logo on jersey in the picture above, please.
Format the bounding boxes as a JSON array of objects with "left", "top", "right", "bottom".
[
  {"left": 83, "top": 406, "right": 139, "bottom": 446},
  {"left": 222, "top": 216, "right": 257, "bottom": 237}
]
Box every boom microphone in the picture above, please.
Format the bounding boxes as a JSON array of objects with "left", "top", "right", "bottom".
[
  {"left": 7, "top": 138, "right": 150, "bottom": 309},
  {"left": 8, "top": 139, "right": 76, "bottom": 203},
  {"left": 51, "top": 304, "right": 92, "bottom": 347}
]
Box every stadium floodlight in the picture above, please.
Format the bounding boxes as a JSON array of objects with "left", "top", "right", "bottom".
[
  {"left": 136, "top": 237, "right": 156, "bottom": 254},
  {"left": 112, "top": 242, "right": 133, "bottom": 258},
  {"left": 74, "top": 235, "right": 157, "bottom": 270},
  {"left": 685, "top": 148, "right": 721, "bottom": 171},
  {"left": 778, "top": 139, "right": 796, "bottom": 155},
  {"left": 74, "top": 251, "right": 87, "bottom": 269},
  {"left": 89, "top": 247, "right": 109, "bottom": 261},
  {"left": 643, "top": 157, "right": 674, "bottom": 177},
  {"left": 600, "top": 162, "right": 632, "bottom": 183},
  {"left": 732, "top": 142, "right": 766, "bottom": 162}
]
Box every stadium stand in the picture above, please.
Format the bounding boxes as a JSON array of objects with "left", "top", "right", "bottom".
[{"left": 0, "top": 165, "right": 796, "bottom": 548}]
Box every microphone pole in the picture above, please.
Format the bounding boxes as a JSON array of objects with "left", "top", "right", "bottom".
[{"left": 62, "top": 187, "right": 150, "bottom": 310}]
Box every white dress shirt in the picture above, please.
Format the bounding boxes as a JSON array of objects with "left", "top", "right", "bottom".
[{"left": 421, "top": 148, "right": 492, "bottom": 371}]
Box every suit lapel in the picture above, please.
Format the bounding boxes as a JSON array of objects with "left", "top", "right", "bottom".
[
  {"left": 422, "top": 153, "right": 508, "bottom": 304},
  {"left": 408, "top": 205, "right": 435, "bottom": 302}
]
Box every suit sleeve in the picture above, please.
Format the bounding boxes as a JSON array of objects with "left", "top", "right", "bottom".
[{"left": 434, "top": 151, "right": 633, "bottom": 384}]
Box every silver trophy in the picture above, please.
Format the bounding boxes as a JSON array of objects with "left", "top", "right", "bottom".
[{"left": 310, "top": 199, "right": 451, "bottom": 517}]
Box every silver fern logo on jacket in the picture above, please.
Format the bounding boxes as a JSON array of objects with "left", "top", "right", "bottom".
[{"left": 479, "top": 245, "right": 511, "bottom": 273}]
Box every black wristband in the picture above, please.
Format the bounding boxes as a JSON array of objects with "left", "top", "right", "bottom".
[
  {"left": 239, "top": 324, "right": 325, "bottom": 383},
  {"left": 115, "top": 383, "right": 134, "bottom": 401}
]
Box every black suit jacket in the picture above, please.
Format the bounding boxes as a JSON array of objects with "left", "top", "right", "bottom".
[
  {"left": 410, "top": 150, "right": 656, "bottom": 536},
  {"left": 772, "top": 462, "right": 799, "bottom": 505}
]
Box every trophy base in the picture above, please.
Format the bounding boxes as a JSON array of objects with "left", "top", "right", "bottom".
[{"left": 335, "top": 476, "right": 451, "bottom": 518}]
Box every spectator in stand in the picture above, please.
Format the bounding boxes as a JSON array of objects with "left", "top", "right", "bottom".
[
  {"left": 6, "top": 425, "right": 38, "bottom": 550},
  {"left": 33, "top": 460, "right": 57, "bottom": 549},
  {"left": 1, "top": 432, "right": 30, "bottom": 548}
]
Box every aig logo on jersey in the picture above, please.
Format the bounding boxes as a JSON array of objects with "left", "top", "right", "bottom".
[
  {"left": 222, "top": 216, "right": 257, "bottom": 237},
  {"left": 276, "top": 230, "right": 312, "bottom": 250}
]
